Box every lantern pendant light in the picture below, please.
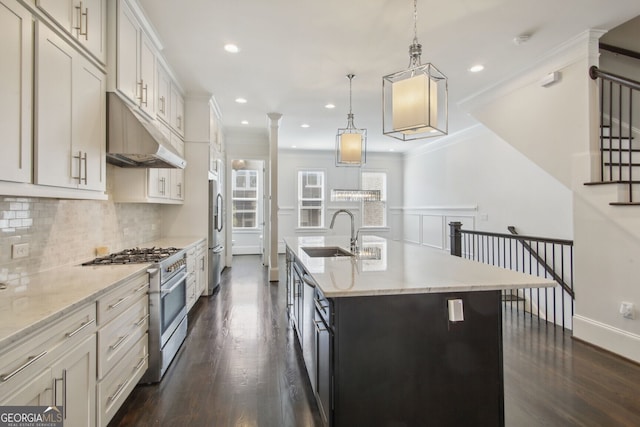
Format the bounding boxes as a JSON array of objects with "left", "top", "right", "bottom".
[
  {"left": 382, "top": 0, "right": 448, "bottom": 141},
  {"left": 336, "top": 74, "right": 367, "bottom": 166}
]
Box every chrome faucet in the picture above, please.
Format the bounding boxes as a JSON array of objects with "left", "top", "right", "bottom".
[{"left": 330, "top": 209, "right": 358, "bottom": 252}]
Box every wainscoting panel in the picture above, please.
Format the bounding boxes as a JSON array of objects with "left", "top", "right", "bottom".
[
  {"left": 422, "top": 215, "right": 445, "bottom": 249},
  {"left": 403, "top": 214, "right": 422, "bottom": 244},
  {"left": 402, "top": 206, "right": 477, "bottom": 249}
]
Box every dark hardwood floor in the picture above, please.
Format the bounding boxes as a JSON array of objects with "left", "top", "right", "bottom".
[{"left": 110, "top": 255, "right": 640, "bottom": 427}]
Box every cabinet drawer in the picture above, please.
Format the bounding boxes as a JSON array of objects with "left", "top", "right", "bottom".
[
  {"left": 97, "top": 333, "right": 148, "bottom": 427},
  {"left": 97, "top": 295, "right": 148, "bottom": 379},
  {"left": 97, "top": 271, "right": 148, "bottom": 326},
  {"left": 0, "top": 303, "right": 96, "bottom": 400},
  {"left": 314, "top": 288, "right": 332, "bottom": 327}
]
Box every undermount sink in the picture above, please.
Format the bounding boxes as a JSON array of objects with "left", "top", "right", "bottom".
[{"left": 301, "top": 246, "right": 354, "bottom": 258}]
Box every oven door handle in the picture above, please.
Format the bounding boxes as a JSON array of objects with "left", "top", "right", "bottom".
[{"left": 161, "top": 274, "right": 186, "bottom": 295}]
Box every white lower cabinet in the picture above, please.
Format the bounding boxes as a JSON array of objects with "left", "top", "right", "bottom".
[
  {"left": 2, "top": 369, "right": 53, "bottom": 406},
  {"left": 0, "top": 303, "right": 97, "bottom": 426},
  {"left": 97, "top": 334, "right": 147, "bottom": 427},
  {"left": 195, "top": 240, "right": 207, "bottom": 297},
  {"left": 96, "top": 271, "right": 149, "bottom": 427},
  {"left": 0, "top": 271, "right": 150, "bottom": 427},
  {"left": 51, "top": 334, "right": 97, "bottom": 427},
  {"left": 186, "top": 244, "right": 197, "bottom": 311}
]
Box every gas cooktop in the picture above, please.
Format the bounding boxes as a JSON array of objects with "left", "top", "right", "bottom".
[{"left": 82, "top": 247, "right": 182, "bottom": 266}]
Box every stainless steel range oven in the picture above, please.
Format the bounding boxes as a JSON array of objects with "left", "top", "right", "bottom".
[
  {"left": 141, "top": 250, "right": 188, "bottom": 383},
  {"left": 83, "top": 246, "right": 188, "bottom": 383}
]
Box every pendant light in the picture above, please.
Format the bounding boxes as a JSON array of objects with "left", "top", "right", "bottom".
[
  {"left": 382, "top": 0, "right": 448, "bottom": 141},
  {"left": 336, "top": 74, "right": 367, "bottom": 166}
]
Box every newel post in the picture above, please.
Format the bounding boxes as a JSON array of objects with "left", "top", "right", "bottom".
[{"left": 449, "top": 222, "right": 462, "bottom": 257}]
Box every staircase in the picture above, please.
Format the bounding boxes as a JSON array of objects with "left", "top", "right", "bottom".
[{"left": 585, "top": 64, "right": 640, "bottom": 205}]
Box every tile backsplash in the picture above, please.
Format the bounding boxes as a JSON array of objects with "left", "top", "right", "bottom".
[{"left": 0, "top": 197, "right": 161, "bottom": 281}]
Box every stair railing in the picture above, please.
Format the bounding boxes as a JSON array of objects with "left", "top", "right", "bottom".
[
  {"left": 588, "top": 65, "right": 640, "bottom": 204},
  {"left": 450, "top": 222, "right": 574, "bottom": 331}
]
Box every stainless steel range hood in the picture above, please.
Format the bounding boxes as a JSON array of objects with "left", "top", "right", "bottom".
[{"left": 107, "top": 92, "right": 186, "bottom": 169}]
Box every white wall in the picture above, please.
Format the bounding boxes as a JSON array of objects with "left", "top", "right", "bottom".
[
  {"left": 454, "top": 28, "right": 640, "bottom": 362},
  {"left": 278, "top": 149, "right": 404, "bottom": 250},
  {"left": 403, "top": 125, "right": 573, "bottom": 250}
]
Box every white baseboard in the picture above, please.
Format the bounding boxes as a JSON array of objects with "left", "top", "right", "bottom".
[
  {"left": 232, "top": 245, "right": 262, "bottom": 255},
  {"left": 573, "top": 315, "right": 640, "bottom": 363}
]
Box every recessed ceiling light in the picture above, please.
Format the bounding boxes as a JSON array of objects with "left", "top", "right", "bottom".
[
  {"left": 235, "top": 98, "right": 247, "bottom": 104},
  {"left": 469, "top": 64, "right": 484, "bottom": 73},
  {"left": 513, "top": 35, "right": 530, "bottom": 45},
  {"left": 325, "top": 103, "right": 335, "bottom": 109},
  {"left": 292, "top": 145, "right": 297, "bottom": 148},
  {"left": 224, "top": 44, "right": 239, "bottom": 53},
  {"left": 301, "top": 124, "right": 310, "bottom": 128},
  {"left": 241, "top": 120, "right": 249, "bottom": 125},
  {"left": 389, "top": 148, "right": 395, "bottom": 152}
]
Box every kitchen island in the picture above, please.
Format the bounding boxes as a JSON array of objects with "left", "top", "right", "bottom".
[{"left": 284, "top": 235, "right": 556, "bottom": 427}]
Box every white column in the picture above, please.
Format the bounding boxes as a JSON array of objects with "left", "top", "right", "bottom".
[{"left": 267, "top": 112, "right": 282, "bottom": 281}]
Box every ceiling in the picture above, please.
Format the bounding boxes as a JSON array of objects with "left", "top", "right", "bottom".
[{"left": 137, "top": 0, "right": 640, "bottom": 153}]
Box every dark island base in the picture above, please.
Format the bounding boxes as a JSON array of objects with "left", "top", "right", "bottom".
[{"left": 330, "top": 290, "right": 504, "bottom": 427}]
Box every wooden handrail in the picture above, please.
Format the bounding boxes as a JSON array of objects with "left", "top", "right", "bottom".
[
  {"left": 600, "top": 43, "right": 640, "bottom": 62},
  {"left": 507, "top": 226, "right": 575, "bottom": 299},
  {"left": 589, "top": 66, "right": 640, "bottom": 91}
]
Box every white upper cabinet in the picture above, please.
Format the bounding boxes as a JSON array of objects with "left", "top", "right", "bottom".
[
  {"left": 35, "top": 23, "right": 106, "bottom": 191},
  {"left": 116, "top": 0, "right": 156, "bottom": 117},
  {"left": 156, "top": 63, "right": 170, "bottom": 123},
  {"left": 0, "top": 0, "right": 33, "bottom": 184},
  {"left": 170, "top": 85, "right": 185, "bottom": 137},
  {"left": 36, "top": 0, "right": 106, "bottom": 64}
]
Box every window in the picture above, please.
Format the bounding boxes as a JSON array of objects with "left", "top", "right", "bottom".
[
  {"left": 232, "top": 169, "right": 258, "bottom": 228},
  {"left": 362, "top": 171, "right": 387, "bottom": 227},
  {"left": 298, "top": 170, "right": 325, "bottom": 228}
]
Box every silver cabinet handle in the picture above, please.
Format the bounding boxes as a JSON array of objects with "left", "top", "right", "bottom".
[
  {"left": 66, "top": 318, "right": 95, "bottom": 338},
  {"left": 72, "top": 151, "right": 83, "bottom": 183},
  {"left": 83, "top": 4, "right": 89, "bottom": 40},
  {"left": 314, "top": 300, "right": 330, "bottom": 315},
  {"left": 160, "top": 96, "right": 166, "bottom": 114},
  {"left": 109, "top": 334, "right": 129, "bottom": 351},
  {"left": 134, "top": 283, "right": 148, "bottom": 294},
  {"left": 108, "top": 296, "right": 129, "bottom": 310},
  {"left": 314, "top": 319, "right": 327, "bottom": 333},
  {"left": 302, "top": 274, "right": 316, "bottom": 288},
  {"left": 134, "top": 314, "right": 149, "bottom": 328},
  {"left": 142, "top": 83, "right": 148, "bottom": 107},
  {"left": 108, "top": 381, "right": 127, "bottom": 403},
  {"left": 0, "top": 350, "right": 48, "bottom": 382},
  {"left": 134, "top": 357, "right": 146, "bottom": 372},
  {"left": 62, "top": 369, "right": 67, "bottom": 419},
  {"left": 81, "top": 152, "right": 87, "bottom": 184}
]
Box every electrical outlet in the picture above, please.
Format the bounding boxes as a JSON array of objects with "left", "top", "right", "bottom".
[
  {"left": 12, "top": 243, "right": 29, "bottom": 259},
  {"left": 620, "top": 302, "right": 635, "bottom": 320}
]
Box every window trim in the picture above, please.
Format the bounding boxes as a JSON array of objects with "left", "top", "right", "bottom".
[
  {"left": 297, "top": 169, "right": 326, "bottom": 229},
  {"left": 232, "top": 169, "right": 259, "bottom": 230},
  {"left": 361, "top": 170, "right": 387, "bottom": 228}
]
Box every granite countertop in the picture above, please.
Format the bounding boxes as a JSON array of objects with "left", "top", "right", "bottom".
[
  {"left": 0, "top": 236, "right": 205, "bottom": 349},
  {"left": 284, "top": 235, "right": 557, "bottom": 298}
]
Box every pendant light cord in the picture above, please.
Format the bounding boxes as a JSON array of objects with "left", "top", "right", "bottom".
[
  {"left": 408, "top": 0, "right": 422, "bottom": 68},
  {"left": 413, "top": 0, "right": 418, "bottom": 45},
  {"left": 346, "top": 74, "right": 355, "bottom": 129}
]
